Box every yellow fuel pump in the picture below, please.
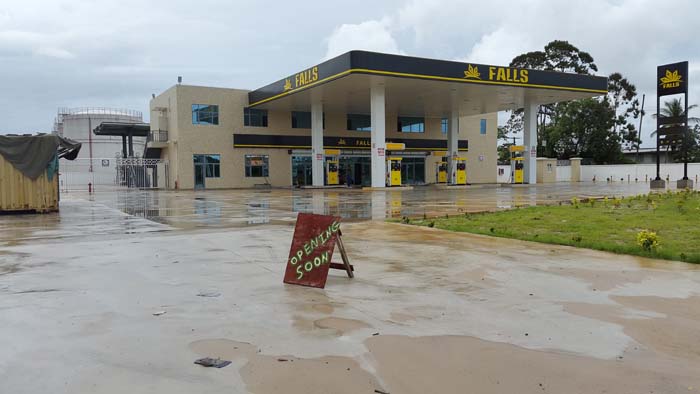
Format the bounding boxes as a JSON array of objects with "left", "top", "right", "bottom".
[
  {"left": 436, "top": 161, "right": 448, "bottom": 183},
  {"left": 454, "top": 157, "right": 467, "bottom": 185},
  {"left": 326, "top": 160, "right": 339, "bottom": 185},
  {"left": 509, "top": 145, "right": 525, "bottom": 184},
  {"left": 386, "top": 157, "right": 402, "bottom": 187}
]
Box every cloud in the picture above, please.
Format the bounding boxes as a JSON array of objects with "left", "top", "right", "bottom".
[
  {"left": 0, "top": 0, "right": 698, "bottom": 142},
  {"left": 35, "top": 46, "right": 74, "bottom": 59},
  {"left": 321, "top": 0, "right": 700, "bottom": 147},
  {"left": 324, "top": 18, "right": 401, "bottom": 59},
  {"left": 0, "top": 30, "right": 74, "bottom": 59}
]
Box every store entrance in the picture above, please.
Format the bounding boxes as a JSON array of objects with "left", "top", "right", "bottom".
[
  {"left": 291, "top": 154, "right": 372, "bottom": 187},
  {"left": 400, "top": 157, "right": 426, "bottom": 185},
  {"left": 340, "top": 156, "right": 371, "bottom": 187},
  {"left": 291, "top": 156, "right": 313, "bottom": 186}
]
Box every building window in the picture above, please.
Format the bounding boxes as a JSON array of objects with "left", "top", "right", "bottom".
[
  {"left": 292, "top": 111, "right": 311, "bottom": 128},
  {"left": 194, "top": 154, "right": 221, "bottom": 177},
  {"left": 347, "top": 114, "right": 371, "bottom": 131},
  {"left": 244, "top": 108, "right": 268, "bottom": 127},
  {"left": 192, "top": 104, "right": 219, "bottom": 125},
  {"left": 441, "top": 118, "right": 448, "bottom": 134},
  {"left": 480, "top": 118, "right": 487, "bottom": 135},
  {"left": 245, "top": 155, "right": 269, "bottom": 177},
  {"left": 292, "top": 111, "right": 324, "bottom": 129},
  {"left": 398, "top": 117, "right": 424, "bottom": 133}
]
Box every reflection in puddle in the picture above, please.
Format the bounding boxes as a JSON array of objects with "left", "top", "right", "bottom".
[{"left": 0, "top": 182, "right": 657, "bottom": 242}]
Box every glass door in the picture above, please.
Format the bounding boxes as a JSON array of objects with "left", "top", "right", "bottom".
[
  {"left": 400, "top": 158, "right": 425, "bottom": 185},
  {"left": 193, "top": 155, "right": 206, "bottom": 189},
  {"left": 291, "top": 156, "right": 312, "bottom": 186}
]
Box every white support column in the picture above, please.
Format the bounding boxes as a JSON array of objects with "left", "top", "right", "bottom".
[
  {"left": 311, "top": 100, "right": 324, "bottom": 187},
  {"left": 370, "top": 83, "right": 386, "bottom": 188},
  {"left": 447, "top": 113, "right": 459, "bottom": 184},
  {"left": 523, "top": 101, "right": 538, "bottom": 184}
]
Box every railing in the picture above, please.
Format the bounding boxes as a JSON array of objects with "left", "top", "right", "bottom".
[
  {"left": 53, "top": 107, "right": 143, "bottom": 134},
  {"left": 56, "top": 107, "right": 143, "bottom": 119},
  {"left": 116, "top": 158, "right": 169, "bottom": 189},
  {"left": 59, "top": 157, "right": 169, "bottom": 191},
  {"left": 147, "top": 130, "right": 168, "bottom": 143}
]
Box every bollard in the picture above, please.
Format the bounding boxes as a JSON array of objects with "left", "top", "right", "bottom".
[
  {"left": 627, "top": 175, "right": 630, "bottom": 183},
  {"left": 645, "top": 174, "right": 648, "bottom": 183},
  {"left": 88, "top": 182, "right": 92, "bottom": 194}
]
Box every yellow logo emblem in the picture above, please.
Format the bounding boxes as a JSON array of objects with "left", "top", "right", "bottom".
[
  {"left": 338, "top": 138, "right": 346, "bottom": 145},
  {"left": 283, "top": 79, "right": 292, "bottom": 91},
  {"left": 660, "top": 69, "right": 682, "bottom": 89},
  {"left": 463, "top": 64, "right": 481, "bottom": 79}
]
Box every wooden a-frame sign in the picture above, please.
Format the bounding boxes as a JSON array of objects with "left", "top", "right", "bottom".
[{"left": 283, "top": 213, "right": 353, "bottom": 289}]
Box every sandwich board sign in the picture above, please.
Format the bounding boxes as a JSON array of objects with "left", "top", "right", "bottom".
[{"left": 283, "top": 213, "right": 353, "bottom": 288}]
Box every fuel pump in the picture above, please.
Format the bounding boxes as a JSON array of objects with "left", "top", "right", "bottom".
[
  {"left": 326, "top": 160, "right": 339, "bottom": 185},
  {"left": 386, "top": 157, "right": 402, "bottom": 187},
  {"left": 436, "top": 161, "right": 448, "bottom": 183},
  {"left": 509, "top": 145, "right": 525, "bottom": 184},
  {"left": 453, "top": 157, "right": 467, "bottom": 185}
]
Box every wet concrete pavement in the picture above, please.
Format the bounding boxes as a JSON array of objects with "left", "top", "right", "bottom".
[{"left": 1, "top": 183, "right": 699, "bottom": 393}]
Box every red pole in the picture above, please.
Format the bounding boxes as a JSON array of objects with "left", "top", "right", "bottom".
[{"left": 88, "top": 116, "right": 94, "bottom": 173}]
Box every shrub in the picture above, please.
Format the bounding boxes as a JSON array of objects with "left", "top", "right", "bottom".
[
  {"left": 636, "top": 230, "right": 659, "bottom": 252},
  {"left": 571, "top": 197, "right": 580, "bottom": 209},
  {"left": 677, "top": 199, "right": 685, "bottom": 212},
  {"left": 613, "top": 197, "right": 622, "bottom": 208}
]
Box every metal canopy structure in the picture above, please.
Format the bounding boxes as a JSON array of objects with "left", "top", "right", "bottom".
[
  {"left": 248, "top": 51, "right": 607, "bottom": 116},
  {"left": 93, "top": 122, "right": 150, "bottom": 158},
  {"left": 247, "top": 51, "right": 608, "bottom": 188}
]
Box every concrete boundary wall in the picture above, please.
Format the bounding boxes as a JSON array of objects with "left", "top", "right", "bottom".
[
  {"left": 581, "top": 163, "right": 700, "bottom": 183},
  {"left": 497, "top": 162, "right": 700, "bottom": 184}
]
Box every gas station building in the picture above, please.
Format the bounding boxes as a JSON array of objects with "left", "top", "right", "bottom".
[{"left": 147, "top": 51, "right": 607, "bottom": 189}]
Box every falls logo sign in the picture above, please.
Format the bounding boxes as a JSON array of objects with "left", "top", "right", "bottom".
[
  {"left": 657, "top": 61, "right": 688, "bottom": 97},
  {"left": 660, "top": 69, "right": 682, "bottom": 89},
  {"left": 463, "top": 64, "right": 481, "bottom": 79},
  {"left": 463, "top": 64, "right": 529, "bottom": 84}
]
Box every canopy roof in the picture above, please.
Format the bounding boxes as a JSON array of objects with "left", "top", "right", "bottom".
[
  {"left": 93, "top": 122, "right": 150, "bottom": 137},
  {"left": 248, "top": 51, "right": 608, "bottom": 118}
]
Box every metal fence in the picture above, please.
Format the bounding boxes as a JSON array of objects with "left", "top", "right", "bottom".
[
  {"left": 59, "top": 158, "right": 169, "bottom": 191},
  {"left": 147, "top": 130, "right": 168, "bottom": 143}
]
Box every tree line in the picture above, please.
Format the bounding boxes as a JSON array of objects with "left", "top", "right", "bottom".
[{"left": 498, "top": 40, "right": 699, "bottom": 164}]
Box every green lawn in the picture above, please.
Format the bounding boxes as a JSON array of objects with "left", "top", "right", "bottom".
[{"left": 405, "top": 189, "right": 700, "bottom": 264}]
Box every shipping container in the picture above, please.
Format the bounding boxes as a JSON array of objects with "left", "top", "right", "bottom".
[
  {"left": 0, "top": 134, "right": 80, "bottom": 214},
  {"left": 0, "top": 154, "right": 59, "bottom": 213}
]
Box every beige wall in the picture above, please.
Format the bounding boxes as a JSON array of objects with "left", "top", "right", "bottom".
[
  {"left": 570, "top": 158, "right": 582, "bottom": 182},
  {"left": 150, "top": 84, "right": 498, "bottom": 189},
  {"left": 537, "top": 158, "right": 557, "bottom": 183},
  {"left": 462, "top": 114, "right": 497, "bottom": 184}
]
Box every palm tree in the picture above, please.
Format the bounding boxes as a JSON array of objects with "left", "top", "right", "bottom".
[
  {"left": 651, "top": 98, "right": 699, "bottom": 137},
  {"left": 652, "top": 98, "right": 699, "bottom": 180}
]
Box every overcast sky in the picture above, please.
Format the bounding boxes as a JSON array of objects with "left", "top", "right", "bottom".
[{"left": 1, "top": 0, "right": 698, "bottom": 147}]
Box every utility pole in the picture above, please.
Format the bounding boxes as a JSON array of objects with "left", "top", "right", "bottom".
[{"left": 636, "top": 94, "right": 645, "bottom": 163}]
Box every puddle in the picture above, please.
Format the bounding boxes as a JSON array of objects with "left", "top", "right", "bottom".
[
  {"left": 189, "top": 338, "right": 384, "bottom": 394},
  {"left": 364, "top": 334, "right": 698, "bottom": 394}
]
